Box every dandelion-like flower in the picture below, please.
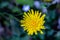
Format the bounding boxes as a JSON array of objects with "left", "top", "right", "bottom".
[{"left": 20, "top": 9, "right": 46, "bottom": 35}]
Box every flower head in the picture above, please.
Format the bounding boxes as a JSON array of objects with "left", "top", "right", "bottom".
[{"left": 20, "top": 9, "right": 46, "bottom": 35}]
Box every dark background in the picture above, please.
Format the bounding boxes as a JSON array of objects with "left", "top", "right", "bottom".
[{"left": 0, "top": 0, "right": 60, "bottom": 40}]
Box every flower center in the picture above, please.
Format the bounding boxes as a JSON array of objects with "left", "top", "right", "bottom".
[{"left": 31, "top": 21, "right": 36, "bottom": 26}]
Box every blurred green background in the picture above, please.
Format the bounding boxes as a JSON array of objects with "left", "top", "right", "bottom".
[{"left": 0, "top": 0, "right": 60, "bottom": 40}]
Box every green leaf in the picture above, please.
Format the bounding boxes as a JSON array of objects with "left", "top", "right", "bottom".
[
  {"left": 0, "top": 2, "right": 9, "bottom": 8},
  {"left": 16, "top": 0, "right": 34, "bottom": 7},
  {"left": 12, "top": 7, "right": 21, "bottom": 12},
  {"left": 20, "top": 35, "right": 30, "bottom": 40}
]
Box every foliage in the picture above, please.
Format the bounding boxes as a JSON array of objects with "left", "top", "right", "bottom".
[{"left": 0, "top": 0, "right": 60, "bottom": 40}]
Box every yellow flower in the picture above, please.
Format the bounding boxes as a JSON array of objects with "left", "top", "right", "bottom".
[{"left": 20, "top": 9, "right": 46, "bottom": 35}]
